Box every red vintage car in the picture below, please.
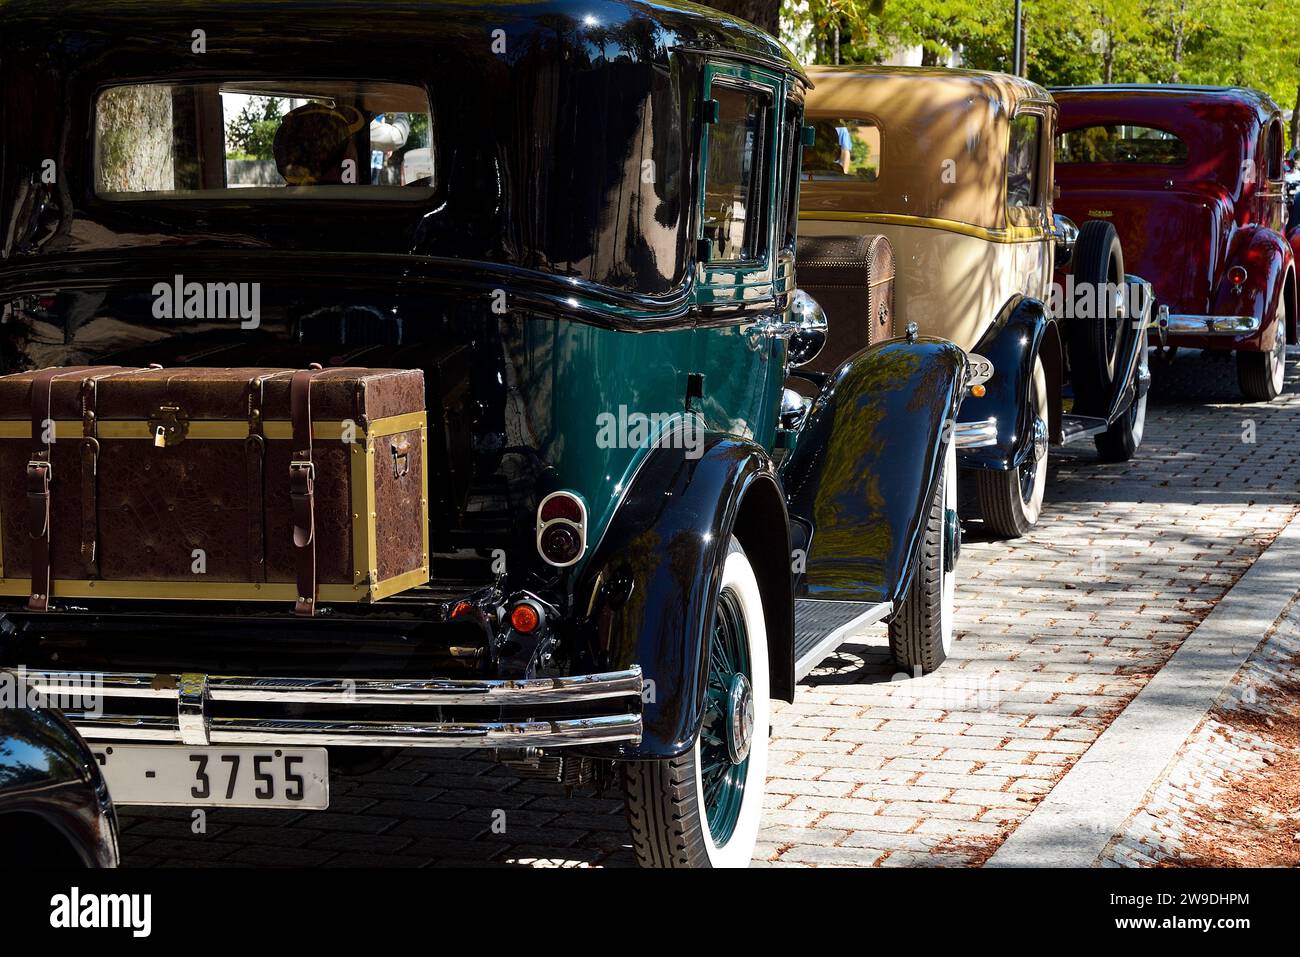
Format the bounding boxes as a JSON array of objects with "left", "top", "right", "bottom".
[{"left": 1053, "top": 85, "right": 1296, "bottom": 400}]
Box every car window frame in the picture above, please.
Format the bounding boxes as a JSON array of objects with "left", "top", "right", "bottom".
[
  {"left": 90, "top": 78, "right": 438, "bottom": 203},
  {"left": 1006, "top": 103, "right": 1050, "bottom": 229},
  {"left": 696, "top": 63, "right": 780, "bottom": 274}
]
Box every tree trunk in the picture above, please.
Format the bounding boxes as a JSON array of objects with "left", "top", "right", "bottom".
[
  {"left": 701, "top": 0, "right": 779, "bottom": 36},
  {"left": 95, "top": 85, "right": 174, "bottom": 192},
  {"left": 1292, "top": 83, "right": 1300, "bottom": 149},
  {"left": 1170, "top": 0, "right": 1186, "bottom": 82}
]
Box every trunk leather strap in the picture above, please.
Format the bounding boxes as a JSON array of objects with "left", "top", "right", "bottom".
[
  {"left": 246, "top": 376, "right": 268, "bottom": 583},
  {"left": 26, "top": 368, "right": 100, "bottom": 610},
  {"left": 290, "top": 367, "right": 322, "bottom": 616}
]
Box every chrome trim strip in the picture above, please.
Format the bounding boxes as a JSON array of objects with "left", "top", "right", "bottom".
[
  {"left": 953, "top": 417, "right": 999, "bottom": 448},
  {"left": 13, "top": 666, "right": 645, "bottom": 749},
  {"left": 63, "top": 713, "right": 644, "bottom": 748},
  {"left": 1159, "top": 314, "right": 1260, "bottom": 336},
  {"left": 22, "top": 668, "right": 644, "bottom": 707}
]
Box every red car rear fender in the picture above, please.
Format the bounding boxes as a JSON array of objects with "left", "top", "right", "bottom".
[{"left": 1212, "top": 224, "right": 1292, "bottom": 350}]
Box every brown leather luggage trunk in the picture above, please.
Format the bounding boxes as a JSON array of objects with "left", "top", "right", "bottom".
[
  {"left": 794, "top": 233, "right": 896, "bottom": 374},
  {"left": 0, "top": 366, "right": 428, "bottom": 615}
]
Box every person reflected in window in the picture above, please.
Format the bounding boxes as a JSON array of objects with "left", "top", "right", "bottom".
[
  {"left": 836, "top": 125, "right": 853, "bottom": 175},
  {"left": 272, "top": 103, "right": 365, "bottom": 185}
]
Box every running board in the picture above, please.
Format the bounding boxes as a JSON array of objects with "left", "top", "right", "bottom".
[
  {"left": 793, "top": 599, "right": 892, "bottom": 681},
  {"left": 1058, "top": 413, "right": 1109, "bottom": 446}
]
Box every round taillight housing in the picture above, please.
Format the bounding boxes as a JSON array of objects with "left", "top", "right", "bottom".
[
  {"left": 510, "top": 601, "right": 542, "bottom": 634},
  {"left": 1228, "top": 265, "right": 1248, "bottom": 287},
  {"left": 537, "top": 491, "right": 587, "bottom": 568},
  {"left": 539, "top": 522, "right": 582, "bottom": 566}
]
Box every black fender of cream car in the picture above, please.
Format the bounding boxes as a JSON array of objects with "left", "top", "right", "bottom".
[
  {"left": 955, "top": 296, "right": 1062, "bottom": 471},
  {"left": 0, "top": 703, "right": 120, "bottom": 867}
]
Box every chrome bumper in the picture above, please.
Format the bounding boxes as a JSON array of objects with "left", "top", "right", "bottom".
[
  {"left": 953, "top": 417, "right": 998, "bottom": 448},
  {"left": 12, "top": 667, "right": 644, "bottom": 749},
  {"left": 1157, "top": 312, "right": 1261, "bottom": 338}
]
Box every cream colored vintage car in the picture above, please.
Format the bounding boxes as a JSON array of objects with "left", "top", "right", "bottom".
[{"left": 799, "top": 66, "right": 1151, "bottom": 538}]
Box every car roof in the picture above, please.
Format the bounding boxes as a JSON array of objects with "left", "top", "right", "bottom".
[
  {"left": 809, "top": 64, "right": 1051, "bottom": 106},
  {"left": 1052, "top": 84, "right": 1280, "bottom": 122},
  {"left": 0, "top": 0, "right": 806, "bottom": 80}
]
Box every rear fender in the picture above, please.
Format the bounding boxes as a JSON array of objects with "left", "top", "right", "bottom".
[
  {"left": 780, "top": 337, "right": 966, "bottom": 607},
  {"left": 1215, "top": 225, "right": 1291, "bottom": 350},
  {"left": 955, "top": 296, "right": 1053, "bottom": 470},
  {"left": 572, "top": 437, "right": 793, "bottom": 760},
  {"left": 1282, "top": 229, "right": 1300, "bottom": 342}
]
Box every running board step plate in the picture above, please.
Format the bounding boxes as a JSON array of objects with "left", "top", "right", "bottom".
[
  {"left": 1059, "top": 413, "right": 1109, "bottom": 446},
  {"left": 793, "top": 599, "right": 892, "bottom": 681}
]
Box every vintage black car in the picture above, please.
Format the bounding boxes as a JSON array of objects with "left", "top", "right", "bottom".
[
  {"left": 0, "top": 702, "right": 120, "bottom": 867},
  {"left": 0, "top": 0, "right": 973, "bottom": 867}
]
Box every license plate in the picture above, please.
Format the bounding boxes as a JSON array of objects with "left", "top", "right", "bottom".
[{"left": 94, "top": 745, "right": 329, "bottom": 809}]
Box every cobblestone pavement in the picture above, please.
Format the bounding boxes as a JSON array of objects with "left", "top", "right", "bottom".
[
  {"left": 118, "top": 347, "right": 1300, "bottom": 867},
  {"left": 1101, "top": 598, "right": 1300, "bottom": 867}
]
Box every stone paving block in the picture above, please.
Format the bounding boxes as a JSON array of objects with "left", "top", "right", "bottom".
[{"left": 115, "top": 352, "right": 1300, "bottom": 868}]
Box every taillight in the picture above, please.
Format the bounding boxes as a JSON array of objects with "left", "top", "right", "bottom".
[
  {"left": 510, "top": 601, "right": 542, "bottom": 633},
  {"left": 539, "top": 494, "right": 584, "bottom": 524},
  {"left": 1228, "top": 265, "right": 1248, "bottom": 288},
  {"left": 536, "top": 491, "right": 587, "bottom": 568}
]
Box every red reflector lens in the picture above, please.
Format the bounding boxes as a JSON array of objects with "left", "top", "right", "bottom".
[
  {"left": 510, "top": 604, "right": 540, "bottom": 633},
  {"left": 539, "top": 494, "right": 584, "bottom": 524},
  {"left": 1228, "top": 266, "right": 1247, "bottom": 286},
  {"left": 450, "top": 600, "right": 473, "bottom": 619}
]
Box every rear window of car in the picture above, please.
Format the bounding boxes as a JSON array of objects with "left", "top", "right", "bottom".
[
  {"left": 95, "top": 80, "right": 434, "bottom": 200},
  {"left": 801, "top": 117, "right": 881, "bottom": 182},
  {"left": 1056, "top": 125, "right": 1188, "bottom": 165}
]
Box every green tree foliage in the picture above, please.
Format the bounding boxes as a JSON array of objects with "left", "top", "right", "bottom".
[
  {"left": 786, "top": 0, "right": 1300, "bottom": 138},
  {"left": 225, "top": 96, "right": 284, "bottom": 160}
]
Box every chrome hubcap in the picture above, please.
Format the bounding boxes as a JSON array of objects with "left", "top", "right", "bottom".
[
  {"left": 1032, "top": 416, "right": 1049, "bottom": 462},
  {"left": 944, "top": 507, "right": 961, "bottom": 573},
  {"left": 726, "top": 673, "right": 754, "bottom": 765}
]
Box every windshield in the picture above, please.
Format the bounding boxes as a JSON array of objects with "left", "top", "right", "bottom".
[
  {"left": 95, "top": 80, "right": 434, "bottom": 199},
  {"left": 1056, "top": 125, "right": 1188, "bottom": 165}
]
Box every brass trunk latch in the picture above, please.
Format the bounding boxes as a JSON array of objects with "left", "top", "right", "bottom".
[{"left": 148, "top": 404, "right": 189, "bottom": 448}]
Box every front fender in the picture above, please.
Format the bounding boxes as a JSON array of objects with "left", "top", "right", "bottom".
[
  {"left": 1215, "top": 225, "right": 1291, "bottom": 350},
  {"left": 573, "top": 437, "right": 790, "bottom": 759},
  {"left": 781, "top": 337, "right": 965, "bottom": 607},
  {"left": 956, "top": 296, "right": 1052, "bottom": 471},
  {"left": 0, "top": 706, "right": 119, "bottom": 867}
]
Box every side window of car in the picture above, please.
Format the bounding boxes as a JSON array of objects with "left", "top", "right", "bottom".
[
  {"left": 1266, "top": 120, "right": 1284, "bottom": 181},
  {"left": 701, "top": 81, "right": 772, "bottom": 263},
  {"left": 780, "top": 96, "right": 803, "bottom": 253},
  {"left": 1007, "top": 113, "right": 1042, "bottom": 210}
]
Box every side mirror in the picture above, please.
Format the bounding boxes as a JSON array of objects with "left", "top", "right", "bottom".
[
  {"left": 788, "top": 289, "right": 828, "bottom": 367},
  {"left": 1052, "top": 213, "right": 1079, "bottom": 269}
]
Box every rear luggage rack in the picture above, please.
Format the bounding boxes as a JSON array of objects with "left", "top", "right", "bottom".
[{"left": 13, "top": 667, "right": 644, "bottom": 749}]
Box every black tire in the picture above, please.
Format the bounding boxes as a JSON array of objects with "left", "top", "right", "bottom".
[
  {"left": 1094, "top": 348, "right": 1148, "bottom": 462},
  {"left": 889, "top": 444, "right": 955, "bottom": 675},
  {"left": 1065, "top": 220, "right": 1125, "bottom": 413},
  {"left": 622, "top": 537, "right": 769, "bottom": 868},
  {"left": 974, "top": 357, "right": 1049, "bottom": 539},
  {"left": 1236, "top": 298, "right": 1288, "bottom": 401}
]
